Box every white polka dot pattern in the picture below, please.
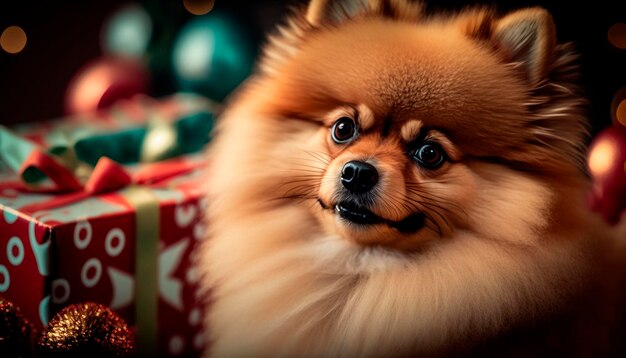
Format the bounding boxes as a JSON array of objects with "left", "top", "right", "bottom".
[
  {"left": 188, "top": 308, "right": 201, "bottom": 326},
  {"left": 186, "top": 267, "right": 199, "bottom": 284},
  {"left": 0, "top": 264, "right": 9, "bottom": 292},
  {"left": 39, "top": 295, "right": 50, "bottom": 326},
  {"left": 74, "top": 220, "right": 92, "bottom": 250},
  {"left": 81, "top": 258, "right": 102, "bottom": 288},
  {"left": 193, "top": 333, "right": 205, "bottom": 350},
  {"left": 3, "top": 209, "right": 18, "bottom": 224},
  {"left": 51, "top": 278, "right": 70, "bottom": 304},
  {"left": 7, "top": 236, "right": 24, "bottom": 266},
  {"left": 105, "top": 228, "right": 126, "bottom": 257},
  {"left": 193, "top": 223, "right": 205, "bottom": 240},
  {"left": 175, "top": 204, "right": 197, "bottom": 228},
  {"left": 169, "top": 335, "right": 185, "bottom": 355}
]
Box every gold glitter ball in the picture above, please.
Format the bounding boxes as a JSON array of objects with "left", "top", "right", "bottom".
[
  {"left": 0, "top": 296, "right": 36, "bottom": 357},
  {"left": 37, "top": 302, "right": 134, "bottom": 357}
]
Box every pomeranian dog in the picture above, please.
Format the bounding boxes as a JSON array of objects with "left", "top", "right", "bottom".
[{"left": 198, "top": 0, "right": 626, "bottom": 356}]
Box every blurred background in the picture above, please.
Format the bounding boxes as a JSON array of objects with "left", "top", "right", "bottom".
[
  {"left": 0, "top": 3, "right": 623, "bottom": 355},
  {"left": 0, "top": 0, "right": 625, "bottom": 135}
]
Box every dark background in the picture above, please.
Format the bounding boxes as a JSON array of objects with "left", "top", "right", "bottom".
[{"left": 1, "top": 0, "right": 624, "bottom": 136}]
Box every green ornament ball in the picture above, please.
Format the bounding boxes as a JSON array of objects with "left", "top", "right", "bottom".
[{"left": 171, "top": 12, "right": 256, "bottom": 102}]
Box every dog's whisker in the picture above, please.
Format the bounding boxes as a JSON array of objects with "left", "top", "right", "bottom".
[
  {"left": 425, "top": 212, "right": 443, "bottom": 237},
  {"left": 292, "top": 161, "right": 328, "bottom": 168},
  {"left": 304, "top": 150, "right": 331, "bottom": 158},
  {"left": 271, "top": 194, "right": 319, "bottom": 205},
  {"left": 390, "top": 189, "right": 453, "bottom": 237},
  {"left": 280, "top": 176, "right": 324, "bottom": 182},
  {"left": 386, "top": 186, "right": 460, "bottom": 217},
  {"left": 403, "top": 188, "right": 468, "bottom": 217},
  {"left": 408, "top": 198, "right": 452, "bottom": 232},
  {"left": 381, "top": 194, "right": 446, "bottom": 237},
  {"left": 284, "top": 166, "right": 326, "bottom": 174},
  {"left": 293, "top": 151, "right": 331, "bottom": 166}
]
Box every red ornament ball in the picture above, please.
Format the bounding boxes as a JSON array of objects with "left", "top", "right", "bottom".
[
  {"left": 0, "top": 296, "right": 36, "bottom": 357},
  {"left": 65, "top": 57, "right": 150, "bottom": 115},
  {"left": 587, "top": 124, "right": 626, "bottom": 225},
  {"left": 37, "top": 302, "right": 134, "bottom": 357}
]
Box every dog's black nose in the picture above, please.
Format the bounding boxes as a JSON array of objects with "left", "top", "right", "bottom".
[{"left": 341, "top": 160, "right": 379, "bottom": 193}]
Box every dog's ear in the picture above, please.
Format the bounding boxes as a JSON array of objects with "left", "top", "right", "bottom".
[
  {"left": 306, "top": 0, "right": 370, "bottom": 25},
  {"left": 461, "top": 8, "right": 556, "bottom": 86},
  {"left": 306, "top": 0, "right": 422, "bottom": 26},
  {"left": 494, "top": 8, "right": 556, "bottom": 85}
]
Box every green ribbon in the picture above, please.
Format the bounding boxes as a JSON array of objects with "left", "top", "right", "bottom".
[
  {"left": 0, "top": 111, "right": 214, "bottom": 186},
  {"left": 121, "top": 186, "right": 160, "bottom": 356},
  {"left": 74, "top": 111, "right": 214, "bottom": 166},
  {"left": 0, "top": 125, "right": 37, "bottom": 173}
]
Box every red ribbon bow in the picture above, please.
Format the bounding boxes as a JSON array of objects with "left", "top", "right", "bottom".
[{"left": 3, "top": 149, "right": 204, "bottom": 213}]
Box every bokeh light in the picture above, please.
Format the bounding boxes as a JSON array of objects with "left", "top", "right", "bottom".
[
  {"left": 611, "top": 86, "right": 626, "bottom": 125},
  {"left": 589, "top": 138, "right": 618, "bottom": 178},
  {"left": 183, "top": 0, "right": 215, "bottom": 16},
  {"left": 0, "top": 26, "right": 27, "bottom": 54},
  {"left": 617, "top": 100, "right": 626, "bottom": 127},
  {"left": 173, "top": 28, "right": 214, "bottom": 79},
  {"left": 102, "top": 4, "right": 152, "bottom": 58},
  {"left": 608, "top": 23, "right": 626, "bottom": 49}
]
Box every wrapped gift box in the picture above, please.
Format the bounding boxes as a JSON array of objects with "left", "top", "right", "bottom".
[{"left": 0, "top": 96, "right": 213, "bottom": 357}]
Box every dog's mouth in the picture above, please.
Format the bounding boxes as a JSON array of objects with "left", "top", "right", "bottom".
[
  {"left": 319, "top": 199, "right": 425, "bottom": 234},
  {"left": 335, "top": 201, "right": 383, "bottom": 225}
]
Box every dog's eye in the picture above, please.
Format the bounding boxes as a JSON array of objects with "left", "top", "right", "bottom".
[
  {"left": 331, "top": 117, "right": 358, "bottom": 144},
  {"left": 414, "top": 142, "right": 446, "bottom": 169}
]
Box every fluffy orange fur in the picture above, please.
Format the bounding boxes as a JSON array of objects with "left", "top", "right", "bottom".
[{"left": 198, "top": 1, "right": 626, "bottom": 356}]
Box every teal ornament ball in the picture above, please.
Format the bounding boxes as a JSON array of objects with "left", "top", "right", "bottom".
[
  {"left": 172, "top": 12, "right": 256, "bottom": 102},
  {"left": 102, "top": 4, "right": 153, "bottom": 59}
]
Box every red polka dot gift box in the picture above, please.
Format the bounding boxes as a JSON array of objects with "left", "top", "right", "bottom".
[
  {"left": 0, "top": 96, "right": 214, "bottom": 357},
  {"left": 0, "top": 155, "right": 209, "bottom": 357}
]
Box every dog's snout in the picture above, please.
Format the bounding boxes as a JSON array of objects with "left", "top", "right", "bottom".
[{"left": 341, "top": 161, "right": 379, "bottom": 193}]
